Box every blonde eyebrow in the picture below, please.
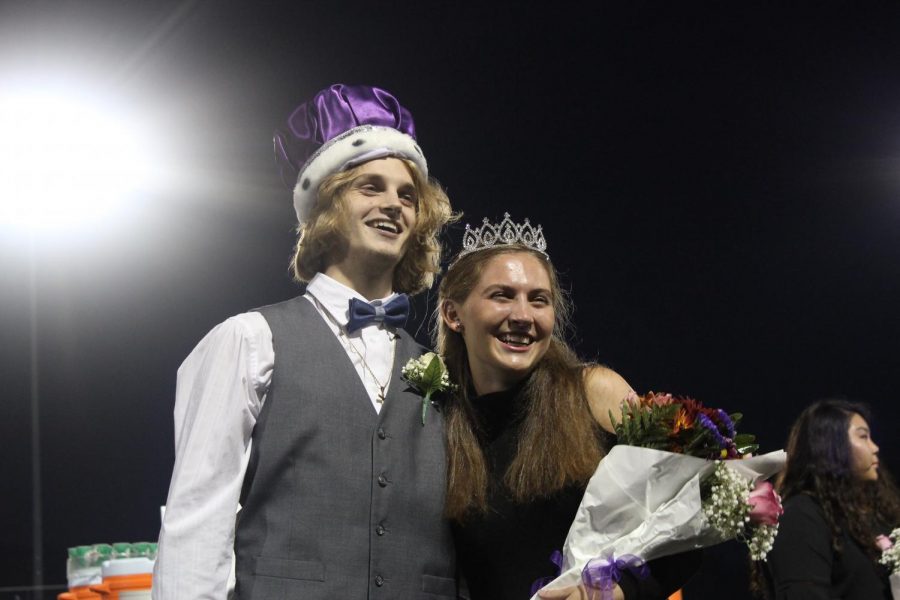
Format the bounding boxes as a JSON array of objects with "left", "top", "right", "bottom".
[{"left": 352, "top": 174, "right": 383, "bottom": 184}]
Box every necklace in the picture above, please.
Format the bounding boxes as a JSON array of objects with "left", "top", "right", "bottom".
[{"left": 311, "top": 295, "right": 394, "bottom": 404}]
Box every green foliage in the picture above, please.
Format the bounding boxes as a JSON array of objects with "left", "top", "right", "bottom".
[
  {"left": 610, "top": 401, "right": 680, "bottom": 449},
  {"left": 421, "top": 354, "right": 444, "bottom": 392},
  {"left": 610, "top": 397, "right": 760, "bottom": 459},
  {"left": 734, "top": 433, "right": 759, "bottom": 456}
]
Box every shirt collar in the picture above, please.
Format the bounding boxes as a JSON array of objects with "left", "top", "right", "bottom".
[{"left": 306, "top": 272, "right": 399, "bottom": 327}]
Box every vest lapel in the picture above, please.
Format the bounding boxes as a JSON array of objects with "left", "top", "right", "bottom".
[
  {"left": 379, "top": 330, "right": 424, "bottom": 421},
  {"left": 298, "top": 298, "right": 380, "bottom": 418}
]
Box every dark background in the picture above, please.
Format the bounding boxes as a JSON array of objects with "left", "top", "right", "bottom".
[{"left": 1, "top": 2, "right": 899, "bottom": 598}]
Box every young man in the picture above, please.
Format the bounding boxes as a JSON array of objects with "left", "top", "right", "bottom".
[{"left": 153, "top": 84, "right": 457, "bottom": 599}]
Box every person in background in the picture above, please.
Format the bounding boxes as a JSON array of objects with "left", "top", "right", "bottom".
[
  {"left": 762, "top": 399, "right": 900, "bottom": 599},
  {"left": 153, "top": 84, "right": 458, "bottom": 599},
  {"left": 435, "top": 213, "right": 700, "bottom": 600}
]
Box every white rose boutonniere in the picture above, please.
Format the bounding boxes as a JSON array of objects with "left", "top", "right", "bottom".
[{"left": 401, "top": 352, "right": 454, "bottom": 425}]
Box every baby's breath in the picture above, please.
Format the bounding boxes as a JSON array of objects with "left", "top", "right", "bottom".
[
  {"left": 879, "top": 528, "right": 900, "bottom": 575},
  {"left": 702, "top": 462, "right": 779, "bottom": 561}
]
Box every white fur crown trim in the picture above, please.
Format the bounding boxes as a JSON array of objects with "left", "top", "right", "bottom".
[{"left": 292, "top": 125, "right": 428, "bottom": 223}]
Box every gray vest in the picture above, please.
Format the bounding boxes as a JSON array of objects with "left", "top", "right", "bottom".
[{"left": 234, "top": 296, "right": 456, "bottom": 599}]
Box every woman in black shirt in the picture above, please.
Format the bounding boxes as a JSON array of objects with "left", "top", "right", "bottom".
[
  {"left": 764, "top": 399, "right": 900, "bottom": 599},
  {"left": 435, "top": 215, "right": 699, "bottom": 600}
]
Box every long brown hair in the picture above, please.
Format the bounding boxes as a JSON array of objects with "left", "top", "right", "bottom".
[
  {"left": 290, "top": 157, "right": 454, "bottom": 295},
  {"left": 436, "top": 245, "right": 606, "bottom": 519}
]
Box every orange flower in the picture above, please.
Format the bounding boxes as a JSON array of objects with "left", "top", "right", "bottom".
[{"left": 672, "top": 407, "right": 692, "bottom": 434}]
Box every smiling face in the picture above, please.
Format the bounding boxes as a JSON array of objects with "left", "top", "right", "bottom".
[
  {"left": 325, "top": 157, "right": 418, "bottom": 281},
  {"left": 441, "top": 251, "right": 555, "bottom": 395},
  {"left": 847, "top": 412, "right": 880, "bottom": 481}
]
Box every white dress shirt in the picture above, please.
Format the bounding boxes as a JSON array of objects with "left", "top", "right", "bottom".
[{"left": 152, "top": 273, "right": 402, "bottom": 599}]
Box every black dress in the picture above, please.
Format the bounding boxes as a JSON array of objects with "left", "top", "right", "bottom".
[
  {"left": 452, "top": 386, "right": 700, "bottom": 600},
  {"left": 766, "top": 494, "right": 892, "bottom": 600}
]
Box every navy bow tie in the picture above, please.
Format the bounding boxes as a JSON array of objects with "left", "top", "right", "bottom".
[{"left": 346, "top": 294, "right": 410, "bottom": 333}]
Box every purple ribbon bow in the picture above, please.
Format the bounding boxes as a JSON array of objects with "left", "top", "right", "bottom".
[
  {"left": 530, "top": 550, "right": 564, "bottom": 596},
  {"left": 581, "top": 554, "right": 650, "bottom": 600}
]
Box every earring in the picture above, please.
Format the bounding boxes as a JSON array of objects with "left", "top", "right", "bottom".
[{"left": 455, "top": 320, "right": 464, "bottom": 333}]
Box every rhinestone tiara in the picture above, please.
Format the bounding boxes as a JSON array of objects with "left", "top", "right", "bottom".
[{"left": 457, "top": 212, "right": 548, "bottom": 260}]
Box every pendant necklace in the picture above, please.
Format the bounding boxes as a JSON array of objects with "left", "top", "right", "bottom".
[{"left": 311, "top": 295, "right": 394, "bottom": 404}]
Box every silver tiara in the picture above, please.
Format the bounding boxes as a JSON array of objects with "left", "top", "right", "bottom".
[{"left": 457, "top": 213, "right": 548, "bottom": 260}]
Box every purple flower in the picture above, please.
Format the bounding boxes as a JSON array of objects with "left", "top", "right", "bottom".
[
  {"left": 698, "top": 413, "right": 729, "bottom": 451},
  {"left": 716, "top": 409, "right": 736, "bottom": 438}
]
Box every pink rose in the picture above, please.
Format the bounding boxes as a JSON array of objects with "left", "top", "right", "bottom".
[
  {"left": 747, "top": 480, "right": 783, "bottom": 526},
  {"left": 876, "top": 535, "right": 894, "bottom": 551}
]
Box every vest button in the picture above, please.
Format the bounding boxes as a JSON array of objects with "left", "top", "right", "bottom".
[
  {"left": 375, "top": 574, "right": 385, "bottom": 586},
  {"left": 377, "top": 473, "right": 388, "bottom": 487},
  {"left": 377, "top": 427, "right": 386, "bottom": 440},
  {"left": 375, "top": 524, "right": 386, "bottom": 536}
]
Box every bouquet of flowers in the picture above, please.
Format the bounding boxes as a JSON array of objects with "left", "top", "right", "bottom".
[
  {"left": 531, "top": 392, "right": 786, "bottom": 599},
  {"left": 876, "top": 530, "right": 900, "bottom": 599}
]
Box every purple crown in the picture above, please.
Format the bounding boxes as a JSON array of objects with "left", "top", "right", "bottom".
[{"left": 273, "top": 84, "right": 427, "bottom": 222}]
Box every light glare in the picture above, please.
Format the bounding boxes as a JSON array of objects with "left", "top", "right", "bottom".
[{"left": 0, "top": 87, "right": 156, "bottom": 230}]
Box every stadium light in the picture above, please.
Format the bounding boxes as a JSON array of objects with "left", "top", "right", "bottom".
[{"left": 0, "top": 84, "right": 159, "bottom": 232}]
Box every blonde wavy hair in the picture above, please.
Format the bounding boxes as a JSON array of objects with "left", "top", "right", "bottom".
[{"left": 290, "top": 157, "right": 455, "bottom": 295}]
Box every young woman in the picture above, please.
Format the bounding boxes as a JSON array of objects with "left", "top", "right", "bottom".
[
  {"left": 762, "top": 399, "right": 900, "bottom": 599},
  {"left": 436, "top": 215, "right": 699, "bottom": 600}
]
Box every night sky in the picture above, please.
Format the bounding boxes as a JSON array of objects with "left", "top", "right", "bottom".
[{"left": 1, "top": 2, "right": 899, "bottom": 598}]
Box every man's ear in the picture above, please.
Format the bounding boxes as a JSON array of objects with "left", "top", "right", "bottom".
[{"left": 440, "top": 300, "right": 460, "bottom": 331}]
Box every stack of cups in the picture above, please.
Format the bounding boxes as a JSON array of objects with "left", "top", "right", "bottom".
[
  {"left": 87, "top": 543, "right": 157, "bottom": 600},
  {"left": 73, "top": 542, "right": 156, "bottom": 600},
  {"left": 59, "top": 544, "right": 112, "bottom": 600}
]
